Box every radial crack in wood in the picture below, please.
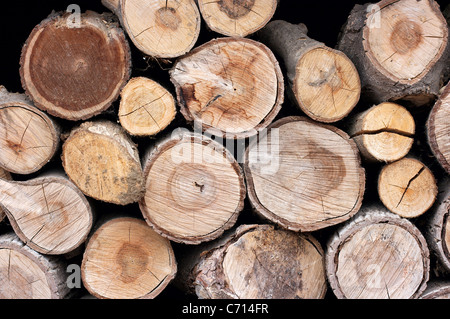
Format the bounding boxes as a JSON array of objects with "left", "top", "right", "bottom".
[
  {"left": 244, "top": 116, "right": 365, "bottom": 232},
  {"left": 170, "top": 37, "right": 284, "bottom": 139},
  {"left": 348, "top": 102, "right": 415, "bottom": 163},
  {"left": 378, "top": 157, "right": 437, "bottom": 218},
  {"left": 20, "top": 11, "right": 131, "bottom": 121},
  {"left": 81, "top": 217, "right": 177, "bottom": 299}
]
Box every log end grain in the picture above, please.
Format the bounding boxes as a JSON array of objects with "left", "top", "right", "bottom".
[
  {"left": 197, "top": 0, "right": 277, "bottom": 37},
  {"left": 326, "top": 207, "right": 430, "bottom": 299},
  {"left": 192, "top": 224, "right": 327, "bottom": 299},
  {"left": 244, "top": 116, "right": 365, "bottom": 232},
  {"left": 170, "top": 37, "right": 284, "bottom": 139},
  {"left": 81, "top": 217, "right": 177, "bottom": 299},
  {"left": 139, "top": 131, "right": 246, "bottom": 244},
  {"left": 119, "top": 0, "right": 201, "bottom": 58},
  {"left": 378, "top": 158, "right": 438, "bottom": 218},
  {"left": 62, "top": 120, "right": 145, "bottom": 205},
  {"left": 118, "top": 77, "right": 176, "bottom": 136},
  {"left": 0, "top": 86, "right": 59, "bottom": 174},
  {"left": 20, "top": 11, "right": 131, "bottom": 121}
]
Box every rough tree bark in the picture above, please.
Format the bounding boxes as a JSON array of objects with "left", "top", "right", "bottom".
[
  {"left": 118, "top": 77, "right": 176, "bottom": 136},
  {"left": 102, "top": 0, "right": 201, "bottom": 58},
  {"left": 189, "top": 224, "right": 327, "bottom": 299},
  {"left": 244, "top": 116, "right": 365, "bottom": 232},
  {"left": 258, "top": 20, "right": 361, "bottom": 123},
  {"left": 423, "top": 177, "right": 450, "bottom": 274},
  {"left": 378, "top": 157, "right": 438, "bottom": 219},
  {"left": 337, "top": 0, "right": 449, "bottom": 107},
  {"left": 170, "top": 37, "right": 284, "bottom": 139},
  {"left": 420, "top": 280, "right": 450, "bottom": 299},
  {"left": 0, "top": 232, "right": 70, "bottom": 299},
  {"left": 197, "top": 0, "right": 278, "bottom": 37},
  {"left": 20, "top": 11, "right": 131, "bottom": 120},
  {"left": 427, "top": 82, "right": 450, "bottom": 173},
  {"left": 0, "top": 86, "right": 59, "bottom": 174},
  {"left": 139, "top": 130, "right": 246, "bottom": 244},
  {"left": 81, "top": 216, "right": 177, "bottom": 299},
  {"left": 347, "top": 102, "right": 415, "bottom": 163},
  {"left": 62, "top": 120, "right": 145, "bottom": 205},
  {"left": 325, "top": 206, "right": 430, "bottom": 299},
  {"left": 0, "top": 174, "right": 93, "bottom": 255}
]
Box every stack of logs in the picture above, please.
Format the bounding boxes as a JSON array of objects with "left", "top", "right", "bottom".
[{"left": 0, "top": 0, "right": 449, "bottom": 300}]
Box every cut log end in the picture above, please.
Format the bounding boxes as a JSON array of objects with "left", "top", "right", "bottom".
[
  {"left": 0, "top": 168, "right": 11, "bottom": 223},
  {"left": 170, "top": 37, "right": 284, "bottom": 139},
  {"left": 20, "top": 11, "right": 131, "bottom": 121},
  {"left": 294, "top": 47, "right": 361, "bottom": 123},
  {"left": 0, "top": 87, "right": 59, "bottom": 174},
  {"left": 193, "top": 224, "right": 327, "bottom": 299},
  {"left": 0, "top": 233, "right": 70, "bottom": 299},
  {"left": 139, "top": 131, "right": 246, "bottom": 244},
  {"left": 62, "top": 120, "right": 145, "bottom": 205},
  {"left": 197, "top": 0, "right": 277, "bottom": 37},
  {"left": 244, "top": 116, "right": 365, "bottom": 232},
  {"left": 0, "top": 175, "right": 93, "bottom": 255},
  {"left": 349, "top": 102, "right": 415, "bottom": 163},
  {"left": 326, "top": 207, "right": 430, "bottom": 299},
  {"left": 427, "top": 83, "right": 450, "bottom": 173},
  {"left": 378, "top": 157, "right": 437, "bottom": 218},
  {"left": 118, "top": 77, "right": 176, "bottom": 136},
  {"left": 363, "top": 0, "right": 448, "bottom": 84},
  {"left": 119, "top": 0, "right": 201, "bottom": 58},
  {"left": 81, "top": 217, "right": 177, "bottom": 299}
]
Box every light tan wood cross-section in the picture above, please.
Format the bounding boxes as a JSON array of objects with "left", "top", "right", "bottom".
[
  {"left": 119, "top": 77, "right": 176, "bottom": 136},
  {"left": 197, "top": 0, "right": 277, "bottom": 37},
  {"left": 82, "top": 217, "right": 177, "bottom": 299},
  {"left": 363, "top": 0, "right": 448, "bottom": 83},
  {"left": 140, "top": 132, "right": 245, "bottom": 244}
]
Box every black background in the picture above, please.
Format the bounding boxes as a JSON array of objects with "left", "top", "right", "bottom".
[{"left": 0, "top": 0, "right": 448, "bottom": 309}]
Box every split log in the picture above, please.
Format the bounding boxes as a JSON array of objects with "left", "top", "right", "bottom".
[
  {"left": 62, "top": 120, "right": 145, "bottom": 205},
  {"left": 325, "top": 206, "right": 430, "bottom": 299},
  {"left": 139, "top": 130, "right": 246, "bottom": 244},
  {"left": 423, "top": 177, "right": 450, "bottom": 273},
  {"left": 197, "top": 0, "right": 277, "bottom": 37},
  {"left": 102, "top": 0, "right": 201, "bottom": 58},
  {"left": 347, "top": 102, "right": 415, "bottom": 163},
  {"left": 0, "top": 232, "right": 70, "bottom": 299},
  {"left": 337, "top": 0, "right": 449, "bottom": 107},
  {"left": 420, "top": 280, "right": 450, "bottom": 299},
  {"left": 170, "top": 37, "right": 284, "bottom": 139},
  {"left": 189, "top": 224, "right": 327, "bottom": 299},
  {"left": 0, "top": 86, "right": 59, "bottom": 174},
  {"left": 427, "top": 83, "right": 450, "bottom": 173},
  {"left": 0, "top": 168, "right": 11, "bottom": 223},
  {"left": 378, "top": 157, "right": 438, "bottom": 218},
  {"left": 0, "top": 174, "right": 93, "bottom": 255},
  {"left": 244, "top": 116, "right": 365, "bottom": 232},
  {"left": 118, "top": 77, "right": 176, "bottom": 136},
  {"left": 20, "top": 11, "right": 131, "bottom": 121},
  {"left": 258, "top": 20, "right": 361, "bottom": 123},
  {"left": 81, "top": 216, "right": 177, "bottom": 299}
]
